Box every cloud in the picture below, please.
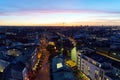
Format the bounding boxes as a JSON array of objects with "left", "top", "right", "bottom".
[{"left": 0, "top": 9, "right": 120, "bottom": 16}]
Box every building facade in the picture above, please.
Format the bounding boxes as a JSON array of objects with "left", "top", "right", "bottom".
[{"left": 77, "top": 48, "right": 120, "bottom": 80}]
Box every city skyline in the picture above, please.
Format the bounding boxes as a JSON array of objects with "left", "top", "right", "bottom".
[{"left": 0, "top": 0, "right": 120, "bottom": 26}]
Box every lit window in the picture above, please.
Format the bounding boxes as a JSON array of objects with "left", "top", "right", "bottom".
[
  {"left": 92, "top": 61, "right": 96, "bottom": 65},
  {"left": 88, "top": 67, "right": 90, "bottom": 70},
  {"left": 99, "top": 64, "right": 101, "bottom": 68},
  {"left": 95, "top": 70, "right": 99, "bottom": 75}
]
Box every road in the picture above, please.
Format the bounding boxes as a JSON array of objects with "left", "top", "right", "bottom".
[
  {"left": 56, "top": 32, "right": 120, "bottom": 62},
  {"left": 56, "top": 32, "right": 76, "bottom": 46},
  {"left": 35, "top": 38, "right": 50, "bottom": 80},
  {"left": 96, "top": 51, "right": 120, "bottom": 62},
  {"left": 35, "top": 49, "right": 50, "bottom": 80}
]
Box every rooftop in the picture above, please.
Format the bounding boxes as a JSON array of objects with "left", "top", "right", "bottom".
[
  {"left": 105, "top": 73, "right": 120, "bottom": 80},
  {"left": 11, "top": 61, "right": 26, "bottom": 72},
  {"left": 51, "top": 55, "right": 75, "bottom": 80},
  {"left": 82, "top": 50, "right": 120, "bottom": 69}
]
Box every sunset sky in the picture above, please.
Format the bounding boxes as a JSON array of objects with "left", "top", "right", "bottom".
[{"left": 0, "top": 0, "right": 120, "bottom": 26}]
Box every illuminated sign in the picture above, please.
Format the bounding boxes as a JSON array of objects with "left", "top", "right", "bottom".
[{"left": 57, "top": 63, "right": 63, "bottom": 69}]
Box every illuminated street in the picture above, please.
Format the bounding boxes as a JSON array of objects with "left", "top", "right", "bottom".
[
  {"left": 34, "top": 37, "right": 50, "bottom": 80},
  {"left": 35, "top": 49, "right": 50, "bottom": 80},
  {"left": 96, "top": 51, "right": 120, "bottom": 62},
  {"left": 0, "top": 0, "right": 120, "bottom": 80}
]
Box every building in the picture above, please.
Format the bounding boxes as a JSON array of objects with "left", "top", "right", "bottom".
[
  {"left": 50, "top": 55, "right": 75, "bottom": 80},
  {"left": 0, "top": 44, "right": 40, "bottom": 80},
  {"left": 0, "top": 49, "right": 15, "bottom": 73},
  {"left": 71, "top": 47, "right": 77, "bottom": 63},
  {"left": 3, "top": 62, "right": 28, "bottom": 80},
  {"left": 77, "top": 48, "right": 120, "bottom": 80}
]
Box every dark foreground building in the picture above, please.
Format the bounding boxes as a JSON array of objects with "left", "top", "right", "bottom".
[{"left": 50, "top": 55, "right": 75, "bottom": 80}]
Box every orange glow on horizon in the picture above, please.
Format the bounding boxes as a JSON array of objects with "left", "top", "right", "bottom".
[{"left": 0, "top": 21, "right": 120, "bottom": 26}]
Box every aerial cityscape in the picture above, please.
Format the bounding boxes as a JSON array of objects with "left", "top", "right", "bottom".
[{"left": 0, "top": 0, "right": 120, "bottom": 80}]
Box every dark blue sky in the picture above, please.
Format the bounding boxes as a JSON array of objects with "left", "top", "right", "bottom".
[{"left": 0, "top": 0, "right": 120, "bottom": 26}]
